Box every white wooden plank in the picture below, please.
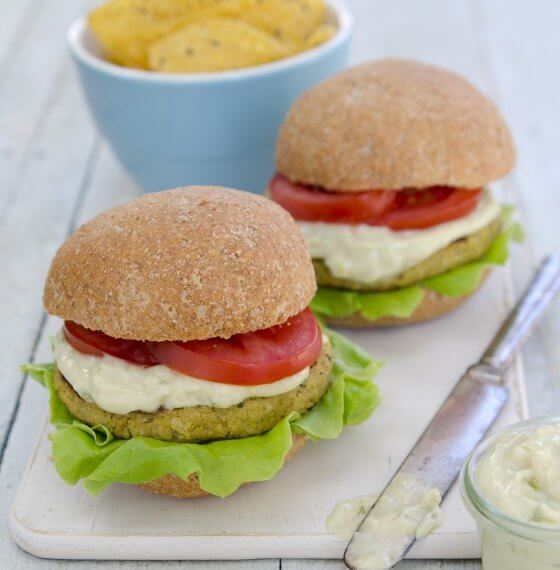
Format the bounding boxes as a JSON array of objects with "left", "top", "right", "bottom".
[
  {"left": 474, "top": 0, "right": 560, "bottom": 257},
  {"left": 473, "top": 0, "right": 560, "bottom": 414},
  {"left": 69, "top": 560, "right": 280, "bottom": 570},
  {"left": 0, "top": 58, "right": 98, "bottom": 450},
  {"left": 0, "top": 0, "right": 37, "bottom": 73},
  {"left": 283, "top": 561, "right": 480, "bottom": 569},
  {"left": 344, "top": 0, "right": 486, "bottom": 84},
  {"left": 0, "top": 0, "right": 90, "bottom": 213},
  {"left": 75, "top": 143, "right": 141, "bottom": 226}
]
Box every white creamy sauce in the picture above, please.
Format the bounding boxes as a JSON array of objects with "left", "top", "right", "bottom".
[
  {"left": 333, "top": 474, "right": 442, "bottom": 570},
  {"left": 475, "top": 424, "right": 560, "bottom": 526},
  {"left": 52, "top": 331, "right": 313, "bottom": 414},
  {"left": 327, "top": 493, "right": 378, "bottom": 536},
  {"left": 299, "top": 190, "right": 500, "bottom": 284}
]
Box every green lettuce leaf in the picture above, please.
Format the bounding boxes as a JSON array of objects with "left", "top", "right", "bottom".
[
  {"left": 291, "top": 330, "right": 381, "bottom": 438},
  {"left": 311, "top": 212, "right": 522, "bottom": 321},
  {"left": 21, "top": 327, "right": 381, "bottom": 498},
  {"left": 420, "top": 216, "right": 522, "bottom": 296},
  {"left": 311, "top": 285, "right": 425, "bottom": 320}
]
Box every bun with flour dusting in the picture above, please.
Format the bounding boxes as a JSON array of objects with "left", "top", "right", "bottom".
[
  {"left": 44, "top": 186, "right": 316, "bottom": 341},
  {"left": 269, "top": 58, "right": 517, "bottom": 327},
  {"left": 39, "top": 186, "right": 345, "bottom": 499}
]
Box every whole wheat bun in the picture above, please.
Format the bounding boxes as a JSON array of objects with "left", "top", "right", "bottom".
[
  {"left": 323, "top": 273, "right": 489, "bottom": 328},
  {"left": 43, "top": 186, "right": 316, "bottom": 341},
  {"left": 276, "top": 59, "right": 515, "bottom": 191},
  {"left": 137, "top": 433, "right": 307, "bottom": 499}
]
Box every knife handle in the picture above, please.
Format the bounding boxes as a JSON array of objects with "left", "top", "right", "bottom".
[{"left": 482, "top": 254, "right": 560, "bottom": 372}]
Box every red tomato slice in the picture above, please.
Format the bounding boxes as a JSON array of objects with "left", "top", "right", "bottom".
[
  {"left": 63, "top": 323, "right": 104, "bottom": 357},
  {"left": 63, "top": 322, "right": 159, "bottom": 366},
  {"left": 269, "top": 173, "right": 397, "bottom": 223},
  {"left": 62, "top": 309, "right": 322, "bottom": 385},
  {"left": 147, "top": 309, "right": 323, "bottom": 385},
  {"left": 269, "top": 173, "right": 482, "bottom": 230},
  {"left": 378, "top": 187, "right": 482, "bottom": 230}
]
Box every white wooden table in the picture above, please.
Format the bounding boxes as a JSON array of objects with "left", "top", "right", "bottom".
[{"left": 1, "top": 0, "right": 559, "bottom": 568}]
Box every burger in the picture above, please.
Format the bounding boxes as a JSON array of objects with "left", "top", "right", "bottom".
[
  {"left": 23, "top": 186, "right": 380, "bottom": 498},
  {"left": 269, "top": 59, "right": 520, "bottom": 327}
]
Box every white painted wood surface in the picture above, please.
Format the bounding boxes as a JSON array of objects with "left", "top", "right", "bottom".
[{"left": 1, "top": 0, "right": 559, "bottom": 568}]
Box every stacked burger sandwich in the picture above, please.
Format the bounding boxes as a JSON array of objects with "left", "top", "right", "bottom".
[
  {"left": 25, "top": 186, "right": 380, "bottom": 498},
  {"left": 270, "top": 59, "right": 520, "bottom": 326}
]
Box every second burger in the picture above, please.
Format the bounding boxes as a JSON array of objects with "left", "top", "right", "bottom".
[{"left": 270, "top": 59, "right": 521, "bottom": 327}]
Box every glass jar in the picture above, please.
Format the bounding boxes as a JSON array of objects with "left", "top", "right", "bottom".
[{"left": 461, "top": 415, "right": 560, "bottom": 570}]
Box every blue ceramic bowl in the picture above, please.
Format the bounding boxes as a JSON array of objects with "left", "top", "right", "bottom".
[{"left": 67, "top": 2, "right": 353, "bottom": 193}]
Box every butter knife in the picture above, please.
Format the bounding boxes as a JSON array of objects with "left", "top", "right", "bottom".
[{"left": 344, "top": 254, "right": 560, "bottom": 570}]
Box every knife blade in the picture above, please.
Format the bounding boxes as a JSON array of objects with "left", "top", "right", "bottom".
[{"left": 344, "top": 254, "right": 560, "bottom": 570}]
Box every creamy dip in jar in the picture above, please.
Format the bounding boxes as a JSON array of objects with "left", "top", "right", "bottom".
[{"left": 461, "top": 416, "right": 560, "bottom": 570}]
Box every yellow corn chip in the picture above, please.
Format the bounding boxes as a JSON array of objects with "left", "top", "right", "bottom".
[
  {"left": 201, "top": 0, "right": 256, "bottom": 17},
  {"left": 301, "top": 24, "right": 336, "bottom": 51},
  {"left": 148, "top": 17, "right": 288, "bottom": 72},
  {"left": 88, "top": 0, "right": 253, "bottom": 69},
  {"left": 240, "top": 0, "right": 325, "bottom": 49}
]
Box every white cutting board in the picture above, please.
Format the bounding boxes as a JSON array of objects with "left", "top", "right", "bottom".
[{"left": 10, "top": 268, "right": 528, "bottom": 561}]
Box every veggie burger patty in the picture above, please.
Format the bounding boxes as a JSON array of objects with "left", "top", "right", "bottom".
[{"left": 54, "top": 341, "right": 332, "bottom": 443}]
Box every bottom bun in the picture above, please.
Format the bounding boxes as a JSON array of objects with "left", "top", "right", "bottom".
[
  {"left": 137, "top": 432, "right": 307, "bottom": 499},
  {"left": 324, "top": 273, "right": 489, "bottom": 328}
]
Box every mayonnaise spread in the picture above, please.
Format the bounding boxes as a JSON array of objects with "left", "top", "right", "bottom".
[
  {"left": 475, "top": 424, "right": 560, "bottom": 526},
  {"left": 328, "top": 474, "right": 442, "bottom": 570},
  {"left": 327, "top": 493, "right": 378, "bottom": 536},
  {"left": 52, "top": 331, "right": 312, "bottom": 414},
  {"left": 299, "top": 190, "right": 500, "bottom": 284}
]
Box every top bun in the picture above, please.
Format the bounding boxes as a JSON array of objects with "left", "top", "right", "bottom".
[
  {"left": 44, "top": 187, "right": 316, "bottom": 341},
  {"left": 276, "top": 59, "right": 515, "bottom": 191}
]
